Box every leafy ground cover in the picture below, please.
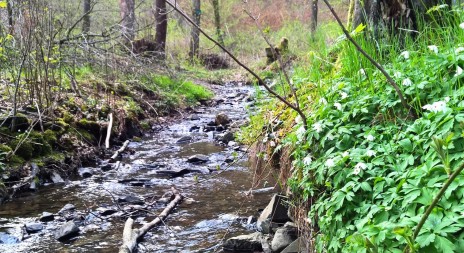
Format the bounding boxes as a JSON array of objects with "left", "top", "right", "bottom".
[{"left": 242, "top": 5, "right": 464, "bottom": 253}]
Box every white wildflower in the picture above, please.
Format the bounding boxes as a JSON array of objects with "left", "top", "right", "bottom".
[
  {"left": 325, "top": 158, "right": 336, "bottom": 168},
  {"left": 402, "top": 78, "right": 412, "bottom": 86},
  {"left": 340, "top": 92, "right": 348, "bottom": 99},
  {"left": 313, "top": 121, "right": 323, "bottom": 133},
  {"left": 319, "top": 98, "right": 328, "bottom": 105},
  {"left": 353, "top": 162, "right": 367, "bottom": 175},
  {"left": 342, "top": 151, "right": 349, "bottom": 158},
  {"left": 366, "top": 134, "right": 375, "bottom": 142},
  {"left": 334, "top": 102, "right": 342, "bottom": 110},
  {"left": 263, "top": 136, "right": 268, "bottom": 143},
  {"left": 366, "top": 150, "right": 376, "bottom": 157},
  {"left": 444, "top": 96, "right": 450, "bottom": 102},
  {"left": 455, "top": 66, "right": 463, "bottom": 77},
  {"left": 359, "top": 69, "right": 366, "bottom": 76},
  {"left": 460, "top": 22, "right": 464, "bottom": 29},
  {"left": 428, "top": 45, "right": 438, "bottom": 54},
  {"left": 303, "top": 155, "right": 312, "bottom": 166},
  {"left": 455, "top": 47, "right": 464, "bottom": 54},
  {"left": 327, "top": 133, "right": 335, "bottom": 141},
  {"left": 394, "top": 71, "right": 402, "bottom": 78},
  {"left": 422, "top": 100, "right": 447, "bottom": 113},
  {"left": 296, "top": 126, "right": 306, "bottom": 140},
  {"left": 270, "top": 141, "right": 276, "bottom": 147},
  {"left": 400, "top": 51, "right": 410, "bottom": 59}
]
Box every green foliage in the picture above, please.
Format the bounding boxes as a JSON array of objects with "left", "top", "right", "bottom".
[{"left": 245, "top": 6, "right": 464, "bottom": 253}]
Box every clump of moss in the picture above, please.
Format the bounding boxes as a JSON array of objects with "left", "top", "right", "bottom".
[
  {"left": 140, "top": 120, "right": 151, "bottom": 130},
  {"left": 8, "top": 139, "right": 34, "bottom": 160},
  {"left": 43, "top": 129, "right": 58, "bottom": 145},
  {"left": 29, "top": 131, "right": 52, "bottom": 156},
  {"left": 77, "top": 119, "right": 101, "bottom": 133}
]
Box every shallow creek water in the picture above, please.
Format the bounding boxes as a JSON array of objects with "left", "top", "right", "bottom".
[{"left": 0, "top": 83, "right": 274, "bottom": 253}]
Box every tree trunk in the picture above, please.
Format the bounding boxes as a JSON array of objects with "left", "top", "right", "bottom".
[
  {"left": 119, "top": 0, "right": 136, "bottom": 43},
  {"left": 310, "top": 0, "right": 318, "bottom": 36},
  {"left": 6, "top": 0, "right": 14, "bottom": 34},
  {"left": 154, "top": 0, "right": 167, "bottom": 59},
  {"left": 82, "top": 0, "right": 91, "bottom": 34},
  {"left": 189, "top": 0, "right": 201, "bottom": 60},
  {"left": 211, "top": 0, "right": 224, "bottom": 46}
]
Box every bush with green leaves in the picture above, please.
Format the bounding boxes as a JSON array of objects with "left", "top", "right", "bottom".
[{"left": 248, "top": 6, "right": 464, "bottom": 253}]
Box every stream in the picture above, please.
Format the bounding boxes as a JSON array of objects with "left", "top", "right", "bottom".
[{"left": 0, "top": 83, "right": 275, "bottom": 253}]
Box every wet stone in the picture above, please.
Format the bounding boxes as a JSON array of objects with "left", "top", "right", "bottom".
[
  {"left": 59, "top": 204, "right": 76, "bottom": 213},
  {"left": 0, "top": 232, "right": 19, "bottom": 244},
  {"left": 176, "top": 136, "right": 193, "bottom": 144},
  {"left": 78, "top": 167, "right": 94, "bottom": 178},
  {"left": 50, "top": 172, "right": 64, "bottom": 184},
  {"left": 189, "top": 125, "right": 200, "bottom": 132},
  {"left": 189, "top": 115, "right": 200, "bottom": 120},
  {"left": 223, "top": 232, "right": 264, "bottom": 252},
  {"left": 55, "top": 221, "right": 79, "bottom": 241},
  {"left": 215, "top": 113, "right": 230, "bottom": 126},
  {"left": 25, "top": 223, "right": 43, "bottom": 234},
  {"left": 39, "top": 212, "right": 55, "bottom": 222},
  {"left": 204, "top": 126, "right": 216, "bottom": 132},
  {"left": 187, "top": 154, "right": 209, "bottom": 164},
  {"left": 96, "top": 207, "right": 118, "bottom": 216},
  {"left": 117, "top": 195, "right": 144, "bottom": 205}
]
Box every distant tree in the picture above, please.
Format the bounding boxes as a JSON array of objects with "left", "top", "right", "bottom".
[
  {"left": 211, "top": 0, "right": 224, "bottom": 46},
  {"left": 154, "top": 0, "right": 167, "bottom": 58},
  {"left": 310, "top": 0, "right": 318, "bottom": 36},
  {"left": 189, "top": 0, "right": 201, "bottom": 59},
  {"left": 119, "top": 0, "right": 136, "bottom": 42},
  {"left": 82, "top": 0, "right": 91, "bottom": 34}
]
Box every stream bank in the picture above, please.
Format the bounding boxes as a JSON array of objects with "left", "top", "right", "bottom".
[{"left": 0, "top": 82, "right": 280, "bottom": 252}]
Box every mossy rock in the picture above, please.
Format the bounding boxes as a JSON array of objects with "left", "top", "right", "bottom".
[
  {"left": 62, "top": 111, "right": 75, "bottom": 124},
  {"left": 8, "top": 139, "right": 34, "bottom": 160},
  {"left": 29, "top": 132, "right": 52, "bottom": 156},
  {"left": 0, "top": 114, "right": 30, "bottom": 131},
  {"left": 77, "top": 119, "right": 101, "bottom": 134}
]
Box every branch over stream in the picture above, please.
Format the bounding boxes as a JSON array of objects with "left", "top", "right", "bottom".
[{"left": 118, "top": 187, "right": 183, "bottom": 253}]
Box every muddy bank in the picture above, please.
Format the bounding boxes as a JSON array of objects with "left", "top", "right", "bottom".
[{"left": 0, "top": 83, "right": 277, "bottom": 252}]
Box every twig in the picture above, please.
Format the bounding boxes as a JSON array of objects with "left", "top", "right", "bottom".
[
  {"left": 110, "top": 140, "right": 130, "bottom": 162},
  {"left": 322, "top": 0, "right": 417, "bottom": 119},
  {"left": 105, "top": 113, "right": 113, "bottom": 149}
]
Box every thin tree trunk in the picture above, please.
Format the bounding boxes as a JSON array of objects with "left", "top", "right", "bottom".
[
  {"left": 7, "top": 0, "right": 14, "bottom": 35},
  {"left": 310, "top": 0, "right": 318, "bottom": 36},
  {"left": 154, "top": 0, "right": 167, "bottom": 59},
  {"left": 211, "top": 0, "right": 224, "bottom": 46},
  {"left": 119, "top": 0, "right": 136, "bottom": 43},
  {"left": 82, "top": 0, "right": 91, "bottom": 34},
  {"left": 189, "top": 0, "right": 201, "bottom": 60}
]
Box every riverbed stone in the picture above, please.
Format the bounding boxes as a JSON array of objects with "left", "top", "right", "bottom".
[
  {"left": 50, "top": 172, "right": 64, "bottom": 183},
  {"left": 281, "top": 237, "right": 307, "bottom": 253},
  {"left": 187, "top": 154, "right": 209, "bottom": 164},
  {"left": 96, "top": 207, "right": 118, "bottom": 216},
  {"left": 176, "top": 136, "right": 192, "bottom": 144},
  {"left": 223, "top": 232, "right": 264, "bottom": 252},
  {"left": 257, "top": 194, "right": 290, "bottom": 233},
  {"left": 59, "top": 203, "right": 76, "bottom": 213},
  {"left": 271, "top": 222, "right": 298, "bottom": 252},
  {"left": 25, "top": 223, "right": 44, "bottom": 233},
  {"left": 117, "top": 195, "right": 144, "bottom": 205},
  {"left": 55, "top": 221, "right": 79, "bottom": 241},
  {"left": 39, "top": 212, "right": 55, "bottom": 222},
  {"left": 215, "top": 113, "right": 230, "bottom": 126},
  {"left": 221, "top": 132, "right": 235, "bottom": 143},
  {"left": 0, "top": 232, "right": 19, "bottom": 244},
  {"left": 78, "top": 167, "right": 94, "bottom": 178}
]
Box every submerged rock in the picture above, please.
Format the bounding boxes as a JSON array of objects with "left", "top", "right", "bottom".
[
  {"left": 50, "top": 172, "right": 64, "bottom": 183},
  {"left": 223, "top": 232, "right": 264, "bottom": 252},
  {"left": 176, "top": 136, "right": 193, "bottom": 144},
  {"left": 59, "top": 204, "right": 76, "bottom": 214},
  {"left": 78, "top": 167, "right": 94, "bottom": 178},
  {"left": 25, "top": 223, "right": 44, "bottom": 234},
  {"left": 187, "top": 154, "right": 209, "bottom": 164},
  {"left": 0, "top": 232, "right": 19, "bottom": 244},
  {"left": 271, "top": 222, "right": 298, "bottom": 252},
  {"left": 55, "top": 221, "right": 79, "bottom": 241},
  {"left": 117, "top": 195, "right": 144, "bottom": 205}
]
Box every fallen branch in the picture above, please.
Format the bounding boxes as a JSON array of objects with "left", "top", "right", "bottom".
[
  {"left": 118, "top": 187, "right": 183, "bottom": 253},
  {"left": 105, "top": 113, "right": 113, "bottom": 149},
  {"left": 110, "top": 140, "right": 130, "bottom": 162}
]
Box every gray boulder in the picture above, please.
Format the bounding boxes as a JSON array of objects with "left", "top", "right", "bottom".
[
  {"left": 78, "top": 167, "right": 94, "bottom": 178},
  {"left": 55, "top": 221, "right": 79, "bottom": 241},
  {"left": 176, "top": 136, "right": 193, "bottom": 144},
  {"left": 39, "top": 212, "right": 55, "bottom": 222},
  {"left": 221, "top": 132, "right": 235, "bottom": 143},
  {"left": 271, "top": 222, "right": 298, "bottom": 252},
  {"left": 257, "top": 194, "right": 290, "bottom": 233},
  {"left": 281, "top": 237, "right": 307, "bottom": 253},
  {"left": 117, "top": 195, "right": 144, "bottom": 205},
  {"left": 59, "top": 203, "right": 76, "bottom": 214},
  {"left": 223, "top": 232, "right": 264, "bottom": 252},
  {"left": 50, "top": 172, "right": 65, "bottom": 183},
  {"left": 25, "top": 223, "right": 43, "bottom": 233}
]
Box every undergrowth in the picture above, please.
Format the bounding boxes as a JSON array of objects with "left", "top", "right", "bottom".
[{"left": 242, "top": 5, "right": 464, "bottom": 253}]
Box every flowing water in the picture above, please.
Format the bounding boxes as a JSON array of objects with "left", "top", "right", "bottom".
[{"left": 0, "top": 83, "right": 274, "bottom": 253}]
